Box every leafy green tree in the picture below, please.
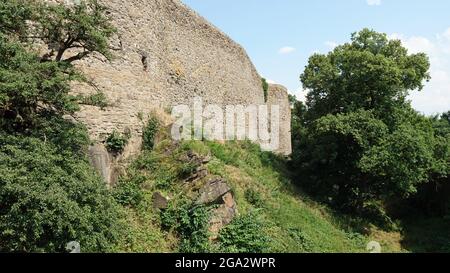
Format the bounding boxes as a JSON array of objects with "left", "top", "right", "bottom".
[
  {"left": 142, "top": 116, "right": 160, "bottom": 151},
  {"left": 301, "top": 28, "right": 430, "bottom": 123},
  {"left": 35, "top": 0, "right": 116, "bottom": 63},
  {"left": 410, "top": 112, "right": 450, "bottom": 216},
  {"left": 360, "top": 121, "right": 436, "bottom": 197},
  {"left": 0, "top": 0, "right": 123, "bottom": 252},
  {"left": 0, "top": 0, "right": 116, "bottom": 131},
  {"left": 295, "top": 107, "right": 445, "bottom": 224},
  {"left": 0, "top": 0, "right": 32, "bottom": 36},
  {"left": 442, "top": 111, "right": 450, "bottom": 123},
  {"left": 296, "top": 110, "right": 388, "bottom": 210},
  {"left": 0, "top": 131, "right": 122, "bottom": 252},
  {"left": 293, "top": 29, "right": 449, "bottom": 223},
  {"left": 0, "top": 34, "right": 80, "bottom": 131}
]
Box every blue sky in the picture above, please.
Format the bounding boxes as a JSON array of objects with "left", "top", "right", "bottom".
[{"left": 181, "top": 0, "right": 450, "bottom": 115}]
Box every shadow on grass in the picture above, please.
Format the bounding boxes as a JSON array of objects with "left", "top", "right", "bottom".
[{"left": 400, "top": 216, "right": 450, "bottom": 253}]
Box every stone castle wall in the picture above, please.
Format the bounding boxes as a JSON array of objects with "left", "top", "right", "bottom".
[
  {"left": 267, "top": 84, "right": 292, "bottom": 156},
  {"left": 43, "top": 0, "right": 292, "bottom": 162}
]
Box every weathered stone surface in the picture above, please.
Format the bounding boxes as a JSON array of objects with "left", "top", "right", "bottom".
[
  {"left": 41, "top": 0, "right": 292, "bottom": 158},
  {"left": 195, "top": 177, "right": 238, "bottom": 239},
  {"left": 222, "top": 192, "right": 236, "bottom": 209},
  {"left": 196, "top": 178, "right": 231, "bottom": 205},
  {"left": 180, "top": 150, "right": 206, "bottom": 166},
  {"left": 152, "top": 192, "right": 169, "bottom": 209},
  {"left": 62, "top": 114, "right": 78, "bottom": 124},
  {"left": 202, "top": 155, "right": 212, "bottom": 164},
  {"left": 209, "top": 192, "right": 238, "bottom": 240},
  {"left": 178, "top": 150, "right": 211, "bottom": 183},
  {"left": 185, "top": 167, "right": 209, "bottom": 183},
  {"left": 88, "top": 144, "right": 113, "bottom": 186},
  {"left": 265, "top": 84, "right": 292, "bottom": 156}
]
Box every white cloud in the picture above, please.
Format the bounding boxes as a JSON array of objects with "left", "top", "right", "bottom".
[
  {"left": 325, "top": 41, "right": 338, "bottom": 50},
  {"left": 441, "top": 28, "right": 450, "bottom": 40},
  {"left": 266, "top": 79, "right": 277, "bottom": 84},
  {"left": 366, "top": 0, "right": 381, "bottom": 6},
  {"left": 390, "top": 28, "right": 450, "bottom": 115},
  {"left": 289, "top": 87, "right": 308, "bottom": 103},
  {"left": 278, "top": 46, "right": 296, "bottom": 54}
]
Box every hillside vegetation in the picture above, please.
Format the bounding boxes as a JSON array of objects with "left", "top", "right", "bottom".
[
  {"left": 111, "top": 138, "right": 365, "bottom": 253},
  {"left": 0, "top": 0, "right": 448, "bottom": 253},
  {"left": 111, "top": 135, "right": 433, "bottom": 253}
]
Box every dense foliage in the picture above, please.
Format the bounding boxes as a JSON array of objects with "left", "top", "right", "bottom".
[
  {"left": 292, "top": 29, "right": 450, "bottom": 226},
  {"left": 0, "top": 0, "right": 122, "bottom": 252},
  {"left": 35, "top": 0, "right": 116, "bottom": 63},
  {"left": 301, "top": 29, "right": 430, "bottom": 123},
  {"left": 0, "top": 33, "right": 80, "bottom": 131},
  {"left": 0, "top": 130, "right": 121, "bottom": 252},
  {"left": 142, "top": 116, "right": 160, "bottom": 151},
  {"left": 161, "top": 201, "right": 212, "bottom": 253},
  {"left": 78, "top": 92, "right": 109, "bottom": 109},
  {"left": 1, "top": 0, "right": 115, "bottom": 132},
  {"left": 218, "top": 212, "right": 270, "bottom": 253},
  {"left": 105, "top": 130, "right": 129, "bottom": 154}
]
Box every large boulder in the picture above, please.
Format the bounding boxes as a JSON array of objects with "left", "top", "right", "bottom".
[
  {"left": 88, "top": 144, "right": 113, "bottom": 186},
  {"left": 196, "top": 178, "right": 232, "bottom": 205},
  {"left": 209, "top": 192, "right": 238, "bottom": 240},
  {"left": 152, "top": 192, "right": 169, "bottom": 209},
  {"left": 195, "top": 178, "right": 238, "bottom": 239}
]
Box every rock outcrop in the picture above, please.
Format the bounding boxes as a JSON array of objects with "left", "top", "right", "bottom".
[
  {"left": 196, "top": 178, "right": 238, "bottom": 239},
  {"left": 196, "top": 178, "right": 232, "bottom": 205},
  {"left": 152, "top": 192, "right": 169, "bottom": 209}
]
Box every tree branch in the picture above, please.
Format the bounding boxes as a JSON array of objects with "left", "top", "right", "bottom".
[{"left": 63, "top": 51, "right": 91, "bottom": 63}]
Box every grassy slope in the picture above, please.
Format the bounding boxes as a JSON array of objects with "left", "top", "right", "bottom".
[
  {"left": 204, "top": 141, "right": 368, "bottom": 253},
  {"left": 114, "top": 140, "right": 412, "bottom": 253}
]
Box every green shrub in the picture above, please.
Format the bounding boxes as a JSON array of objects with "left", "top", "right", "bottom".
[
  {"left": 206, "top": 158, "right": 227, "bottom": 177},
  {"left": 0, "top": 0, "right": 123, "bottom": 253},
  {"left": 142, "top": 116, "right": 160, "bottom": 151},
  {"left": 161, "top": 201, "right": 212, "bottom": 253},
  {"left": 0, "top": 133, "right": 121, "bottom": 252},
  {"left": 154, "top": 168, "right": 178, "bottom": 190},
  {"left": 218, "top": 211, "right": 270, "bottom": 253},
  {"left": 132, "top": 150, "right": 161, "bottom": 171},
  {"left": 181, "top": 140, "right": 211, "bottom": 156},
  {"left": 113, "top": 173, "right": 146, "bottom": 207},
  {"left": 287, "top": 228, "right": 313, "bottom": 252},
  {"left": 206, "top": 141, "right": 241, "bottom": 165},
  {"left": 179, "top": 161, "right": 198, "bottom": 178},
  {"left": 79, "top": 92, "right": 109, "bottom": 109},
  {"left": 245, "top": 188, "right": 264, "bottom": 208},
  {"left": 127, "top": 149, "right": 185, "bottom": 191},
  {"left": 0, "top": 33, "right": 80, "bottom": 132},
  {"left": 137, "top": 111, "right": 144, "bottom": 121},
  {"left": 262, "top": 78, "right": 269, "bottom": 102},
  {"left": 106, "top": 130, "right": 129, "bottom": 154},
  {"left": 0, "top": 0, "right": 116, "bottom": 132},
  {"left": 33, "top": 115, "right": 91, "bottom": 157}
]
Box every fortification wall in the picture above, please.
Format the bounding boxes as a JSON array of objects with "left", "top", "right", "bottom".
[
  {"left": 42, "top": 0, "right": 292, "bottom": 181},
  {"left": 267, "top": 84, "right": 292, "bottom": 156}
]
